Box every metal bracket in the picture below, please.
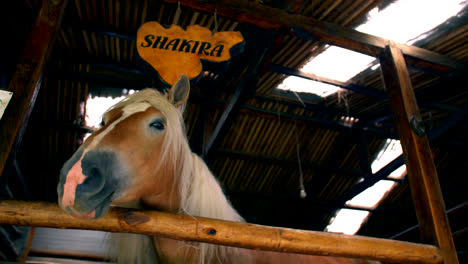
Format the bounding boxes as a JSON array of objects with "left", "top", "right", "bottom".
[{"left": 410, "top": 115, "right": 426, "bottom": 136}]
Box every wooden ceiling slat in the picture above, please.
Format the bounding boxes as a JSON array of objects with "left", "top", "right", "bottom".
[
  {"left": 81, "top": 31, "right": 92, "bottom": 55},
  {"left": 277, "top": 123, "right": 296, "bottom": 158},
  {"left": 103, "top": 35, "right": 109, "bottom": 57},
  {"left": 89, "top": 0, "right": 97, "bottom": 21},
  {"left": 228, "top": 21, "right": 238, "bottom": 31},
  {"left": 141, "top": 0, "right": 148, "bottom": 24},
  {"left": 256, "top": 72, "right": 277, "bottom": 94},
  {"left": 334, "top": 0, "right": 364, "bottom": 25},
  {"left": 67, "top": 28, "right": 78, "bottom": 49},
  {"left": 199, "top": 13, "right": 208, "bottom": 25},
  {"left": 242, "top": 116, "right": 259, "bottom": 153},
  {"left": 100, "top": 0, "right": 106, "bottom": 26},
  {"left": 189, "top": 12, "right": 199, "bottom": 25},
  {"left": 272, "top": 37, "right": 301, "bottom": 64},
  {"left": 74, "top": 0, "right": 83, "bottom": 20},
  {"left": 342, "top": 0, "right": 379, "bottom": 27},
  {"left": 115, "top": 0, "right": 120, "bottom": 27},
  {"left": 284, "top": 40, "right": 313, "bottom": 67},
  {"left": 249, "top": 118, "right": 268, "bottom": 154},
  {"left": 129, "top": 39, "right": 135, "bottom": 61},
  {"left": 90, "top": 32, "right": 99, "bottom": 55},
  {"left": 115, "top": 38, "right": 121, "bottom": 62},
  {"left": 320, "top": 0, "right": 344, "bottom": 21}
]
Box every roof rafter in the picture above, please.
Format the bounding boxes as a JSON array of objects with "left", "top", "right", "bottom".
[{"left": 159, "top": 0, "right": 464, "bottom": 72}]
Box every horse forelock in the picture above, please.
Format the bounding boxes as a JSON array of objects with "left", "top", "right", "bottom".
[{"left": 107, "top": 89, "right": 186, "bottom": 173}]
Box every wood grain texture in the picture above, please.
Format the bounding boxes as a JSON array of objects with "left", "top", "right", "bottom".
[
  {"left": 0, "top": 200, "right": 442, "bottom": 264},
  {"left": 380, "top": 43, "right": 458, "bottom": 264},
  {"left": 0, "top": 0, "right": 67, "bottom": 177}
]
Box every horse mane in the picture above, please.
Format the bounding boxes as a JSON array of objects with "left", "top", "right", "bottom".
[
  {"left": 108, "top": 89, "right": 249, "bottom": 264},
  {"left": 178, "top": 153, "right": 248, "bottom": 264}
]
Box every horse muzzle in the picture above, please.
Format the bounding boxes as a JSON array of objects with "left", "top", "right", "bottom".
[{"left": 57, "top": 148, "right": 127, "bottom": 219}]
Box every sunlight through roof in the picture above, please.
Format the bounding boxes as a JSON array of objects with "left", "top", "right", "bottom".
[
  {"left": 83, "top": 89, "right": 135, "bottom": 140},
  {"left": 325, "top": 209, "right": 370, "bottom": 235},
  {"left": 325, "top": 139, "right": 407, "bottom": 235},
  {"left": 85, "top": 96, "right": 126, "bottom": 129},
  {"left": 277, "top": 76, "right": 342, "bottom": 97},
  {"left": 278, "top": 0, "right": 467, "bottom": 97}
]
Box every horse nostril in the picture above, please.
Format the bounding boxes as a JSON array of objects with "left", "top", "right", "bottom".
[
  {"left": 78, "top": 150, "right": 119, "bottom": 197},
  {"left": 83, "top": 168, "right": 105, "bottom": 189}
]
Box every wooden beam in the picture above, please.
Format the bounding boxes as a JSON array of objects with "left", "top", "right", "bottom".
[
  {"left": 159, "top": 0, "right": 463, "bottom": 72},
  {"left": 203, "top": 29, "right": 278, "bottom": 159},
  {"left": 356, "top": 128, "right": 372, "bottom": 178},
  {"left": 268, "top": 63, "right": 465, "bottom": 115},
  {"left": 327, "top": 107, "right": 468, "bottom": 230},
  {"left": 217, "top": 148, "right": 362, "bottom": 177},
  {"left": 0, "top": 0, "right": 67, "bottom": 177},
  {"left": 268, "top": 63, "right": 387, "bottom": 99},
  {"left": 390, "top": 201, "right": 468, "bottom": 240},
  {"left": 203, "top": 74, "right": 257, "bottom": 159},
  {"left": 329, "top": 155, "right": 404, "bottom": 215},
  {"left": 0, "top": 200, "right": 443, "bottom": 264},
  {"left": 380, "top": 43, "right": 458, "bottom": 263},
  {"left": 226, "top": 189, "right": 377, "bottom": 212}
]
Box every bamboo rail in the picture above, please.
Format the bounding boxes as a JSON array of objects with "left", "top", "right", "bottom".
[{"left": 0, "top": 200, "right": 442, "bottom": 264}]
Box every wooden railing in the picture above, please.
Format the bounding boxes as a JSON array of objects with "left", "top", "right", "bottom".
[{"left": 0, "top": 200, "right": 442, "bottom": 264}]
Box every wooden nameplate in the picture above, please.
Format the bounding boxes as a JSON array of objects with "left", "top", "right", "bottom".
[{"left": 137, "top": 22, "right": 244, "bottom": 85}]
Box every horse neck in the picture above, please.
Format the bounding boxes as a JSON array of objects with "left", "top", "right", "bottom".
[
  {"left": 178, "top": 151, "right": 243, "bottom": 222},
  {"left": 152, "top": 147, "right": 250, "bottom": 264}
]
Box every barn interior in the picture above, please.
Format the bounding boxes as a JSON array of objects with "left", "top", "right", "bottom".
[{"left": 0, "top": 0, "right": 467, "bottom": 262}]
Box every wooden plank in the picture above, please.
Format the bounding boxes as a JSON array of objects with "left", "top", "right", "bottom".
[
  {"left": 379, "top": 43, "right": 458, "bottom": 264},
  {"left": 0, "top": 0, "right": 67, "bottom": 177},
  {"left": 0, "top": 200, "right": 442, "bottom": 264},
  {"left": 157, "top": 0, "right": 463, "bottom": 72}
]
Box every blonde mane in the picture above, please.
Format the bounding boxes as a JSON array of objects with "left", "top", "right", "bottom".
[{"left": 109, "top": 89, "right": 248, "bottom": 264}]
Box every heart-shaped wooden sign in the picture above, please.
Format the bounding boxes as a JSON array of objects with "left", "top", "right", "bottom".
[{"left": 137, "top": 22, "right": 244, "bottom": 85}]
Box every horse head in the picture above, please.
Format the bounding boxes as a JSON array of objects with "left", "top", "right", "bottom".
[{"left": 57, "top": 75, "right": 190, "bottom": 219}]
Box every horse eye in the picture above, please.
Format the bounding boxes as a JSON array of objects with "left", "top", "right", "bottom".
[
  {"left": 149, "top": 119, "right": 165, "bottom": 131},
  {"left": 100, "top": 119, "right": 105, "bottom": 127}
]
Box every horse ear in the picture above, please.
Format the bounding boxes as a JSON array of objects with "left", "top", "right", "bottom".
[{"left": 168, "top": 74, "right": 190, "bottom": 107}]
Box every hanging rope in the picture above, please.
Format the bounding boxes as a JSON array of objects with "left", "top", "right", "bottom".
[
  {"left": 294, "top": 119, "right": 307, "bottom": 199},
  {"left": 338, "top": 91, "right": 350, "bottom": 117}
]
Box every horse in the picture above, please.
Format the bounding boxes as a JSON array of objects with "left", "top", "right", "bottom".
[{"left": 57, "top": 74, "right": 378, "bottom": 264}]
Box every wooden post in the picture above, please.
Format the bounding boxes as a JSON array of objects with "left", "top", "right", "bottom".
[
  {"left": 0, "top": 0, "right": 67, "bottom": 177},
  {"left": 0, "top": 200, "right": 443, "bottom": 264},
  {"left": 379, "top": 43, "right": 458, "bottom": 264}
]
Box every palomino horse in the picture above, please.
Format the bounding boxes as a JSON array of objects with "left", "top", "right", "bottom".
[{"left": 57, "top": 75, "right": 377, "bottom": 264}]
